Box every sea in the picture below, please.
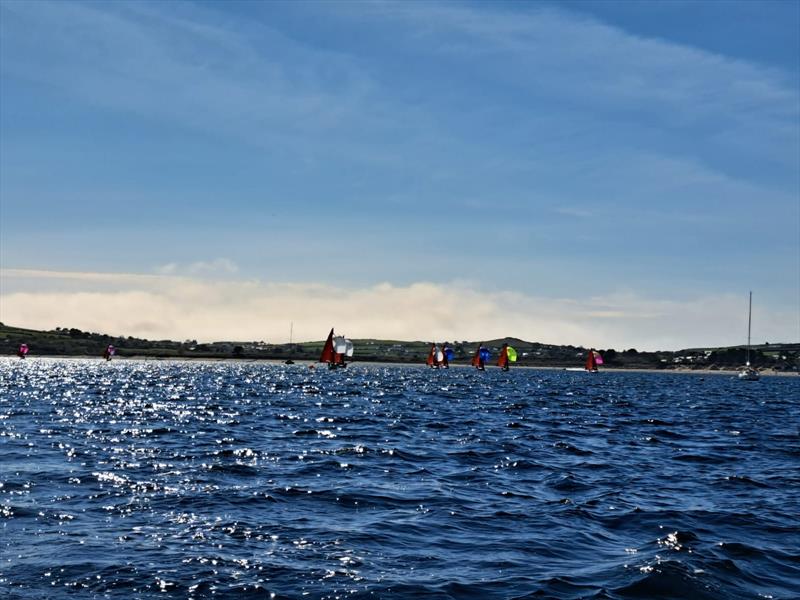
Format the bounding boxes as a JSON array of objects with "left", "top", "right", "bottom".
[{"left": 1, "top": 358, "right": 799, "bottom": 600}]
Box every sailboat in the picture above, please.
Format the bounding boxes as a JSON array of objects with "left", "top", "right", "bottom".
[
  {"left": 497, "top": 343, "right": 517, "bottom": 371},
  {"left": 472, "top": 344, "right": 488, "bottom": 370},
  {"left": 425, "top": 342, "right": 444, "bottom": 369},
  {"left": 565, "top": 349, "right": 603, "bottom": 372},
  {"left": 738, "top": 292, "right": 759, "bottom": 381},
  {"left": 442, "top": 343, "right": 454, "bottom": 368},
  {"left": 319, "top": 328, "right": 353, "bottom": 369},
  {"left": 103, "top": 345, "right": 115, "bottom": 361},
  {"left": 17, "top": 343, "right": 29, "bottom": 359},
  {"left": 424, "top": 343, "right": 453, "bottom": 368},
  {"left": 585, "top": 349, "right": 602, "bottom": 372}
]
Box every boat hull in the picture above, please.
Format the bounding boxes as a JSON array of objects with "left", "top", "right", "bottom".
[{"left": 738, "top": 370, "right": 760, "bottom": 381}]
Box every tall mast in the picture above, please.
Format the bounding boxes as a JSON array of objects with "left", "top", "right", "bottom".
[{"left": 746, "top": 291, "right": 752, "bottom": 366}]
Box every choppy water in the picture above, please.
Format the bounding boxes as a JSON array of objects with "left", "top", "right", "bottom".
[{"left": 1, "top": 359, "right": 799, "bottom": 599}]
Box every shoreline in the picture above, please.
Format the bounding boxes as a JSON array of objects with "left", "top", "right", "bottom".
[{"left": 3, "top": 355, "right": 797, "bottom": 376}]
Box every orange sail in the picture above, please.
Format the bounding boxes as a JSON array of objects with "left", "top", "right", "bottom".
[
  {"left": 497, "top": 345, "right": 509, "bottom": 369},
  {"left": 320, "top": 328, "right": 335, "bottom": 363},
  {"left": 471, "top": 346, "right": 481, "bottom": 367},
  {"left": 585, "top": 350, "right": 597, "bottom": 371}
]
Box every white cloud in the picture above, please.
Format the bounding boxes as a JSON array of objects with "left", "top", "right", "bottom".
[
  {"left": 1, "top": 269, "right": 795, "bottom": 350},
  {"left": 188, "top": 258, "right": 239, "bottom": 275},
  {"left": 155, "top": 263, "right": 179, "bottom": 276},
  {"left": 155, "top": 258, "right": 239, "bottom": 276}
]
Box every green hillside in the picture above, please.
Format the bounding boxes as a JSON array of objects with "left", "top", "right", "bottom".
[{"left": 1, "top": 323, "right": 798, "bottom": 371}]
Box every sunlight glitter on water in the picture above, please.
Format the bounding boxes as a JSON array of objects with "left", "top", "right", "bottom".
[{"left": 1, "top": 358, "right": 799, "bottom": 599}]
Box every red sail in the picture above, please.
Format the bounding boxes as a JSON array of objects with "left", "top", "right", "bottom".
[
  {"left": 471, "top": 346, "right": 481, "bottom": 367},
  {"left": 497, "top": 346, "right": 508, "bottom": 368},
  {"left": 320, "top": 329, "right": 335, "bottom": 363},
  {"left": 585, "top": 350, "right": 597, "bottom": 371},
  {"left": 426, "top": 344, "right": 435, "bottom": 366}
]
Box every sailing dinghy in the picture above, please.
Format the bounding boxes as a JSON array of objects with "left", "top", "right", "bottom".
[
  {"left": 472, "top": 344, "right": 489, "bottom": 370},
  {"left": 426, "top": 344, "right": 444, "bottom": 368},
  {"left": 320, "top": 328, "right": 353, "bottom": 369},
  {"left": 497, "top": 343, "right": 517, "bottom": 371},
  {"left": 566, "top": 349, "right": 603, "bottom": 372},
  {"left": 585, "top": 349, "right": 602, "bottom": 372}
]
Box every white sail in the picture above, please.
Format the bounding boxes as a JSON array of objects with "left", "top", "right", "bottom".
[
  {"left": 435, "top": 350, "right": 444, "bottom": 362},
  {"left": 345, "top": 339, "right": 354, "bottom": 357},
  {"left": 333, "top": 336, "right": 348, "bottom": 354}
]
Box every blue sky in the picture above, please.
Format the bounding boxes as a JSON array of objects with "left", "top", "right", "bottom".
[{"left": 0, "top": 0, "right": 798, "bottom": 349}]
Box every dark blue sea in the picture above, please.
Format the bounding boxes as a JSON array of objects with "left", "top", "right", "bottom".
[{"left": 2, "top": 359, "right": 799, "bottom": 599}]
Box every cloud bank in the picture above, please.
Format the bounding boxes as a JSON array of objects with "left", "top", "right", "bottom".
[{"left": 1, "top": 269, "right": 794, "bottom": 351}]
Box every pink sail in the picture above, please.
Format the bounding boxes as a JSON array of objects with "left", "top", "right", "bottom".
[{"left": 585, "top": 350, "right": 603, "bottom": 370}]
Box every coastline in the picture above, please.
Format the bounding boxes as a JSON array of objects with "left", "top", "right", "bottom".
[{"left": 3, "top": 355, "right": 797, "bottom": 376}]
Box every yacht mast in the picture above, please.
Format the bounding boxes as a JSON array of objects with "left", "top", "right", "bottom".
[{"left": 746, "top": 291, "right": 752, "bottom": 366}]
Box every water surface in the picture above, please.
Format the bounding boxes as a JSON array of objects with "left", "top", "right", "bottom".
[{"left": 1, "top": 359, "right": 798, "bottom": 599}]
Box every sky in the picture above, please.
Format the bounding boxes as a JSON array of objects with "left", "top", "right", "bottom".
[{"left": 0, "top": 0, "right": 798, "bottom": 350}]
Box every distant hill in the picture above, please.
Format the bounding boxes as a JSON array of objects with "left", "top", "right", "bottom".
[{"left": 1, "top": 323, "right": 798, "bottom": 371}]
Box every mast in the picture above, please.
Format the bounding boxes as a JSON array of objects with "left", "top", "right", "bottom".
[{"left": 746, "top": 291, "right": 752, "bottom": 367}]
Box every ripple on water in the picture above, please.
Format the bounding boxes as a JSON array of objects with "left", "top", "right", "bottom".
[{"left": 1, "top": 358, "right": 798, "bottom": 599}]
